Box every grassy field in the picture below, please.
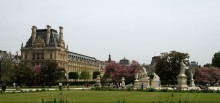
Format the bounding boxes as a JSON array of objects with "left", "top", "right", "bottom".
[{"left": 0, "top": 90, "right": 220, "bottom": 103}]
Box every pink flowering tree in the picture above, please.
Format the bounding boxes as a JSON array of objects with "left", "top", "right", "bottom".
[
  {"left": 103, "top": 60, "right": 141, "bottom": 84},
  {"left": 195, "top": 67, "right": 220, "bottom": 85}
]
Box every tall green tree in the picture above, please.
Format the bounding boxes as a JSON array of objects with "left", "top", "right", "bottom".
[
  {"left": 0, "top": 51, "right": 15, "bottom": 83},
  {"left": 155, "top": 51, "right": 189, "bottom": 85},
  {"left": 14, "top": 63, "right": 34, "bottom": 87},
  {"left": 40, "top": 61, "right": 66, "bottom": 87},
  {"left": 212, "top": 51, "right": 220, "bottom": 68},
  {"left": 203, "top": 63, "right": 212, "bottom": 67}
]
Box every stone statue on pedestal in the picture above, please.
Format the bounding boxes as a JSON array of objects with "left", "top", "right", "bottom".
[
  {"left": 134, "top": 66, "right": 150, "bottom": 89},
  {"left": 121, "top": 77, "right": 126, "bottom": 88},
  {"left": 189, "top": 61, "right": 198, "bottom": 87},
  {"left": 177, "top": 60, "right": 188, "bottom": 89}
]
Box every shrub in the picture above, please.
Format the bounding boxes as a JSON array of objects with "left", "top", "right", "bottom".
[
  {"left": 35, "top": 89, "right": 40, "bottom": 92},
  {"left": 29, "top": 90, "right": 34, "bottom": 92},
  {"left": 69, "top": 72, "right": 79, "bottom": 79},
  {"left": 42, "top": 98, "right": 73, "bottom": 103},
  {"left": 41, "top": 89, "right": 46, "bottom": 92},
  {"left": 126, "top": 86, "right": 134, "bottom": 91},
  {"left": 146, "top": 88, "right": 156, "bottom": 92},
  {"left": 59, "top": 86, "right": 63, "bottom": 91},
  {"left": 160, "top": 88, "right": 168, "bottom": 92}
]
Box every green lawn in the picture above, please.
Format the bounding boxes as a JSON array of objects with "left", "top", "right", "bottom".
[{"left": 0, "top": 90, "right": 220, "bottom": 103}]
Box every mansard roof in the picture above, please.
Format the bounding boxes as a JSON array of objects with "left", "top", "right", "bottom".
[
  {"left": 68, "top": 51, "right": 97, "bottom": 62},
  {"left": 25, "top": 29, "right": 59, "bottom": 47}
]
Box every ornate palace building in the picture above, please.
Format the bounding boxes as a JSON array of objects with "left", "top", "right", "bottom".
[{"left": 20, "top": 25, "right": 105, "bottom": 79}]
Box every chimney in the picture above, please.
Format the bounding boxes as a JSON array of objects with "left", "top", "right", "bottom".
[
  {"left": 32, "top": 26, "right": 37, "bottom": 45},
  {"left": 59, "top": 26, "right": 65, "bottom": 47},
  {"left": 59, "top": 26, "right": 63, "bottom": 44},
  {"left": 46, "top": 25, "right": 51, "bottom": 46},
  {"left": 21, "top": 42, "right": 23, "bottom": 48}
]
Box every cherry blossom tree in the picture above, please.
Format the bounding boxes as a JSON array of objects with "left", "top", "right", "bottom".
[
  {"left": 195, "top": 67, "right": 220, "bottom": 85},
  {"left": 103, "top": 60, "right": 141, "bottom": 84}
]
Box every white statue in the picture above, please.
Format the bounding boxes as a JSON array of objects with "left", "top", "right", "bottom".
[
  {"left": 121, "top": 77, "right": 125, "bottom": 88},
  {"left": 135, "top": 73, "right": 139, "bottom": 81},
  {"left": 139, "top": 66, "right": 148, "bottom": 78},
  {"left": 190, "top": 71, "right": 193, "bottom": 79},
  {"left": 179, "top": 60, "right": 186, "bottom": 75}
]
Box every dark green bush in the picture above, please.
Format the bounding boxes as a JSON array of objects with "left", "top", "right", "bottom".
[
  {"left": 92, "top": 71, "right": 101, "bottom": 79},
  {"left": 160, "top": 89, "right": 168, "bottom": 92},
  {"left": 69, "top": 72, "right": 79, "bottom": 79},
  {"left": 146, "top": 88, "right": 156, "bottom": 92}
]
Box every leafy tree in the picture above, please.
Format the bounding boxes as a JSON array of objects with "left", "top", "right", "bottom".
[
  {"left": 40, "top": 61, "right": 66, "bottom": 87},
  {"left": 69, "top": 72, "right": 79, "bottom": 79},
  {"left": 0, "top": 51, "right": 15, "bottom": 83},
  {"left": 155, "top": 51, "right": 189, "bottom": 85},
  {"left": 32, "top": 65, "right": 43, "bottom": 86},
  {"left": 14, "top": 63, "right": 34, "bottom": 87},
  {"left": 203, "top": 63, "right": 212, "bottom": 67},
  {"left": 212, "top": 51, "right": 220, "bottom": 68},
  {"left": 80, "top": 71, "right": 90, "bottom": 79},
  {"left": 92, "top": 71, "right": 101, "bottom": 79},
  {"left": 195, "top": 67, "right": 220, "bottom": 85}
]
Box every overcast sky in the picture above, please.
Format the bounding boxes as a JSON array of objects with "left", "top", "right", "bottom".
[{"left": 0, "top": 0, "right": 220, "bottom": 65}]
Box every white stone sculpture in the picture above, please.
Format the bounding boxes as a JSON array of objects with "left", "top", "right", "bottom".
[
  {"left": 121, "top": 77, "right": 126, "bottom": 88},
  {"left": 179, "top": 60, "right": 186, "bottom": 75},
  {"left": 177, "top": 60, "right": 188, "bottom": 89}
]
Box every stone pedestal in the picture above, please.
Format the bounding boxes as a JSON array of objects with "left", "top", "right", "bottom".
[
  {"left": 177, "top": 74, "right": 188, "bottom": 89},
  {"left": 190, "top": 79, "right": 195, "bottom": 87},
  {"left": 140, "top": 77, "right": 149, "bottom": 89},
  {"left": 96, "top": 75, "right": 101, "bottom": 87},
  {"left": 134, "top": 80, "right": 140, "bottom": 89},
  {"left": 134, "top": 73, "right": 140, "bottom": 89}
]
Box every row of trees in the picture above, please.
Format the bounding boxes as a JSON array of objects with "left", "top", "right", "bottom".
[
  {"left": 0, "top": 60, "right": 66, "bottom": 87},
  {"left": 154, "top": 50, "right": 220, "bottom": 85}
]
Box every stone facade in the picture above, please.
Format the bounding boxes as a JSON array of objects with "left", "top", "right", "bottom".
[{"left": 20, "top": 25, "right": 105, "bottom": 79}]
